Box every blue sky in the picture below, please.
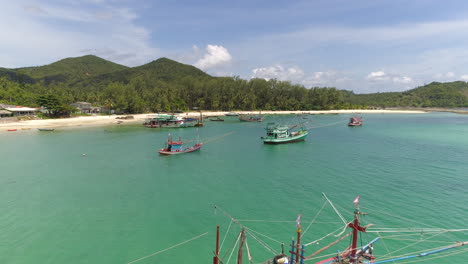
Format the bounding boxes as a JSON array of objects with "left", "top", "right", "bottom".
[{"left": 2, "top": 0, "right": 468, "bottom": 93}]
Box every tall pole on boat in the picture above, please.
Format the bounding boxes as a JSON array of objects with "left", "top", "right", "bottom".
[
  {"left": 350, "top": 208, "right": 359, "bottom": 263},
  {"left": 349, "top": 196, "right": 366, "bottom": 264},
  {"left": 237, "top": 228, "right": 246, "bottom": 264},
  {"left": 213, "top": 226, "right": 220, "bottom": 264}
]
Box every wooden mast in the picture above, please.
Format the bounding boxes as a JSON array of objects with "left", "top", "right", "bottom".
[
  {"left": 213, "top": 226, "right": 220, "bottom": 264},
  {"left": 237, "top": 228, "right": 246, "bottom": 264},
  {"left": 348, "top": 202, "right": 367, "bottom": 263}
]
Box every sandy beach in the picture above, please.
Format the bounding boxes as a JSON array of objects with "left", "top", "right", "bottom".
[{"left": 0, "top": 109, "right": 427, "bottom": 131}]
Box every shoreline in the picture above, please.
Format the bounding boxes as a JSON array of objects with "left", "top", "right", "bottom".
[{"left": 0, "top": 109, "right": 428, "bottom": 131}]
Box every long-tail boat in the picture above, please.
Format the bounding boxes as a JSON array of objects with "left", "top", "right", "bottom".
[
  {"left": 158, "top": 134, "right": 202, "bottom": 155},
  {"left": 212, "top": 194, "right": 468, "bottom": 264}
]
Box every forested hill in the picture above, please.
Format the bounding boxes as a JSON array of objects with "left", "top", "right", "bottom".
[
  {"left": 346, "top": 81, "right": 468, "bottom": 108},
  {"left": 13, "top": 55, "right": 129, "bottom": 84},
  {"left": 0, "top": 55, "right": 467, "bottom": 114}
]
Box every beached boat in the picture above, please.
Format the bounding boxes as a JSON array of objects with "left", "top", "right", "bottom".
[
  {"left": 212, "top": 194, "right": 468, "bottom": 264},
  {"left": 37, "top": 128, "right": 55, "bottom": 131},
  {"left": 225, "top": 112, "right": 239, "bottom": 116},
  {"left": 143, "top": 114, "right": 197, "bottom": 128},
  {"left": 348, "top": 116, "right": 363, "bottom": 126},
  {"left": 262, "top": 123, "right": 308, "bottom": 144},
  {"left": 158, "top": 134, "right": 202, "bottom": 155}
]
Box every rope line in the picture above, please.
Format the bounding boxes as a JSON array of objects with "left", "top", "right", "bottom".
[
  {"left": 302, "top": 199, "right": 328, "bottom": 237},
  {"left": 126, "top": 232, "right": 208, "bottom": 264}
]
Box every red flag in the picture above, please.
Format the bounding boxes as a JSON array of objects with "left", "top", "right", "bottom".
[
  {"left": 296, "top": 214, "right": 302, "bottom": 228},
  {"left": 353, "top": 195, "right": 360, "bottom": 206}
]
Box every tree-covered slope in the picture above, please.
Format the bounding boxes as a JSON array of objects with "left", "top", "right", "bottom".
[
  {"left": 14, "top": 55, "right": 129, "bottom": 83},
  {"left": 347, "top": 81, "right": 468, "bottom": 107}
]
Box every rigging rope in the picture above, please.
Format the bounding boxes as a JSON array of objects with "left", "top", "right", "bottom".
[
  {"left": 226, "top": 231, "right": 242, "bottom": 264},
  {"left": 322, "top": 193, "right": 348, "bottom": 226},
  {"left": 126, "top": 232, "right": 208, "bottom": 264},
  {"left": 220, "top": 220, "right": 233, "bottom": 253},
  {"left": 302, "top": 199, "right": 328, "bottom": 237}
]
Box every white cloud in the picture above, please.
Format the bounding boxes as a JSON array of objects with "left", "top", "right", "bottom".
[
  {"left": 367, "top": 71, "right": 388, "bottom": 81},
  {"left": 251, "top": 65, "right": 304, "bottom": 81},
  {"left": 460, "top": 74, "right": 468, "bottom": 81},
  {"left": 194, "top": 45, "right": 232, "bottom": 70},
  {"left": 0, "top": 1, "right": 158, "bottom": 67},
  {"left": 366, "top": 71, "right": 413, "bottom": 84}
]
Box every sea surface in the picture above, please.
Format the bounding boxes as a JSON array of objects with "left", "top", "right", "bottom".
[{"left": 0, "top": 112, "right": 467, "bottom": 264}]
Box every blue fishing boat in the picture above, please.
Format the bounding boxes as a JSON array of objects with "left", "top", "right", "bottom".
[{"left": 37, "top": 128, "right": 55, "bottom": 131}]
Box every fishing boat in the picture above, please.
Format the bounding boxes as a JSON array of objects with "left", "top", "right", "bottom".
[
  {"left": 158, "top": 134, "right": 202, "bottom": 155},
  {"left": 143, "top": 114, "right": 197, "bottom": 128},
  {"left": 7, "top": 129, "right": 17, "bottom": 131},
  {"left": 348, "top": 116, "right": 363, "bottom": 126},
  {"left": 239, "top": 112, "right": 264, "bottom": 122},
  {"left": 37, "top": 128, "right": 55, "bottom": 131},
  {"left": 209, "top": 117, "right": 224, "bottom": 121},
  {"left": 262, "top": 123, "right": 308, "bottom": 144},
  {"left": 225, "top": 112, "right": 239, "bottom": 116},
  {"left": 212, "top": 194, "right": 468, "bottom": 264}
]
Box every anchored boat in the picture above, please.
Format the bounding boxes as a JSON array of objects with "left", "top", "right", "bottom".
[
  {"left": 212, "top": 194, "right": 468, "bottom": 264},
  {"left": 348, "top": 116, "right": 363, "bottom": 126},
  {"left": 262, "top": 123, "right": 308, "bottom": 144},
  {"left": 158, "top": 134, "right": 202, "bottom": 155},
  {"left": 143, "top": 114, "right": 197, "bottom": 128}
]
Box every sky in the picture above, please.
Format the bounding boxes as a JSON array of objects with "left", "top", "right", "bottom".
[{"left": 2, "top": 0, "right": 468, "bottom": 93}]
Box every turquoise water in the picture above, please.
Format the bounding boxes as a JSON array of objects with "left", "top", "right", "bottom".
[{"left": 0, "top": 113, "right": 467, "bottom": 264}]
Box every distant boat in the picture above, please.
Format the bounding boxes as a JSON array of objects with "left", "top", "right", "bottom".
[
  {"left": 209, "top": 117, "right": 224, "bottom": 121},
  {"left": 262, "top": 123, "right": 308, "bottom": 144},
  {"left": 225, "top": 112, "right": 239, "bottom": 116},
  {"left": 7, "top": 129, "right": 17, "bottom": 131},
  {"left": 348, "top": 116, "right": 363, "bottom": 126},
  {"left": 239, "top": 111, "right": 264, "bottom": 122},
  {"left": 158, "top": 134, "right": 202, "bottom": 155},
  {"left": 143, "top": 114, "right": 197, "bottom": 128},
  {"left": 38, "top": 128, "right": 55, "bottom": 131}
]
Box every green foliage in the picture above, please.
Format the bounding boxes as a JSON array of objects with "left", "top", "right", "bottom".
[
  {"left": 347, "top": 81, "right": 468, "bottom": 108},
  {"left": 3, "top": 55, "right": 467, "bottom": 114},
  {"left": 36, "top": 94, "right": 75, "bottom": 117}
]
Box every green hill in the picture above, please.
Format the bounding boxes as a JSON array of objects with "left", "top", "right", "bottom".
[
  {"left": 14, "top": 55, "right": 129, "bottom": 83},
  {"left": 1, "top": 54, "right": 467, "bottom": 114},
  {"left": 346, "top": 81, "right": 468, "bottom": 107}
]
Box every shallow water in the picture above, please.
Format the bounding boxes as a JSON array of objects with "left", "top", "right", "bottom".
[{"left": 0, "top": 112, "right": 467, "bottom": 263}]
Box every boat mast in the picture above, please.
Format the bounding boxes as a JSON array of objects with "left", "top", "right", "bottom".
[
  {"left": 348, "top": 198, "right": 366, "bottom": 264},
  {"left": 237, "top": 228, "right": 246, "bottom": 264},
  {"left": 213, "top": 226, "right": 220, "bottom": 264}
]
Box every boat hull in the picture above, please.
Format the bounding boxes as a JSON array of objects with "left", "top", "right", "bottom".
[
  {"left": 239, "top": 116, "right": 264, "bottom": 122},
  {"left": 263, "top": 131, "right": 308, "bottom": 144},
  {"left": 159, "top": 143, "right": 202, "bottom": 155}
]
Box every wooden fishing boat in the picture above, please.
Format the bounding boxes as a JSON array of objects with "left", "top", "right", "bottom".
[
  {"left": 158, "top": 134, "right": 202, "bottom": 155},
  {"left": 262, "top": 123, "right": 308, "bottom": 144},
  {"left": 348, "top": 116, "right": 363, "bottom": 126},
  {"left": 143, "top": 114, "right": 197, "bottom": 128},
  {"left": 239, "top": 115, "right": 263, "bottom": 122},
  {"left": 209, "top": 117, "right": 224, "bottom": 121},
  {"left": 212, "top": 194, "right": 468, "bottom": 264},
  {"left": 37, "top": 128, "right": 55, "bottom": 131}
]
